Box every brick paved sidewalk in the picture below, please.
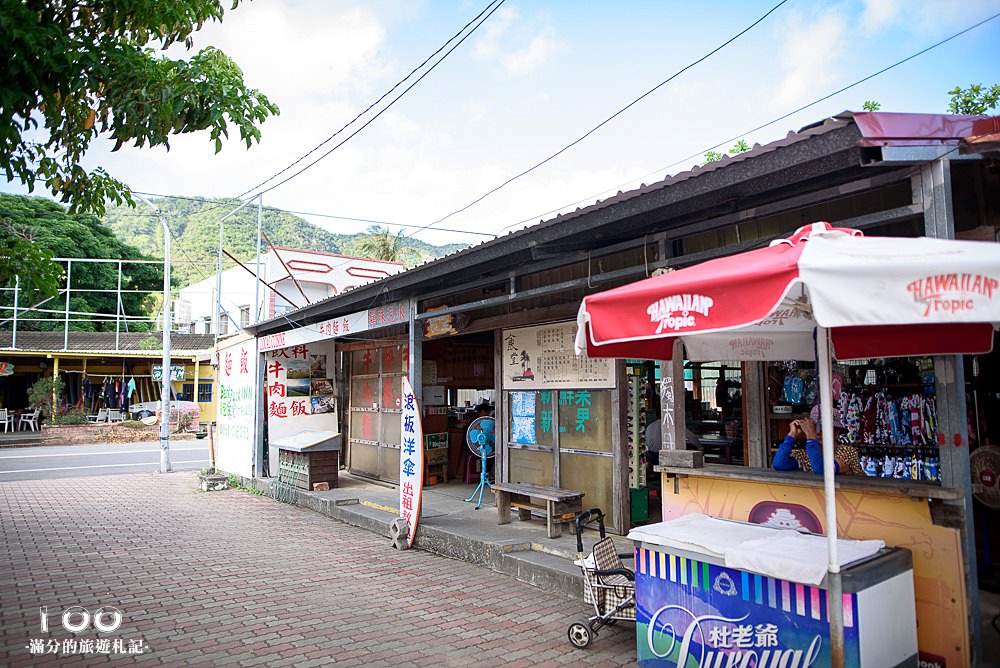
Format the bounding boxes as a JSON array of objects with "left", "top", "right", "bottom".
[{"left": 0, "top": 473, "right": 635, "bottom": 667}]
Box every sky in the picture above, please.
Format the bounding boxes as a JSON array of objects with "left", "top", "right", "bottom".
[{"left": 6, "top": 0, "right": 1000, "bottom": 247}]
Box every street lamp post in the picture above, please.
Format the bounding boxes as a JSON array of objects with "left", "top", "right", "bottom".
[{"left": 137, "top": 194, "right": 172, "bottom": 473}]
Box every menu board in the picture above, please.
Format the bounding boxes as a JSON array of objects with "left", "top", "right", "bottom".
[{"left": 501, "top": 322, "right": 614, "bottom": 390}]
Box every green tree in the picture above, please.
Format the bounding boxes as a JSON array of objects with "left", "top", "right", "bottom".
[
  {"left": 0, "top": 194, "right": 160, "bottom": 331},
  {"left": 350, "top": 226, "right": 406, "bottom": 263},
  {"left": 947, "top": 83, "right": 1000, "bottom": 115},
  {"left": 1, "top": 1, "right": 279, "bottom": 217},
  {"left": 862, "top": 100, "right": 881, "bottom": 111}
]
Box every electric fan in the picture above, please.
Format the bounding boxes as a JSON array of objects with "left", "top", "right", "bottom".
[{"left": 464, "top": 416, "right": 495, "bottom": 509}]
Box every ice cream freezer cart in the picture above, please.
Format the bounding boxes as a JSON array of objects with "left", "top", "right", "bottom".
[{"left": 629, "top": 515, "right": 918, "bottom": 668}]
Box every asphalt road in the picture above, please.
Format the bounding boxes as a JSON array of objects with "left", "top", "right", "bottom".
[{"left": 0, "top": 441, "right": 211, "bottom": 481}]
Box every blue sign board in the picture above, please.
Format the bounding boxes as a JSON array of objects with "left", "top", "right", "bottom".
[{"left": 635, "top": 545, "right": 860, "bottom": 667}]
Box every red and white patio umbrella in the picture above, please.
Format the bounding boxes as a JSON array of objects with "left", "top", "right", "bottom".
[{"left": 575, "top": 221, "right": 1000, "bottom": 661}]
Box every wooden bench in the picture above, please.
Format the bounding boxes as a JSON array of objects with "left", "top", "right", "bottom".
[{"left": 492, "top": 481, "right": 585, "bottom": 539}]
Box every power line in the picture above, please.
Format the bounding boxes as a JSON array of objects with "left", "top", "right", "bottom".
[
  {"left": 492, "top": 8, "right": 1000, "bottom": 237},
  {"left": 129, "top": 191, "right": 495, "bottom": 237},
  {"left": 241, "top": 0, "right": 507, "bottom": 200},
  {"left": 404, "top": 0, "right": 790, "bottom": 240}
]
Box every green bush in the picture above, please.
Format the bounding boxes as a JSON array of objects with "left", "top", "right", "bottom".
[
  {"left": 50, "top": 409, "right": 89, "bottom": 425},
  {"left": 28, "top": 375, "right": 64, "bottom": 418}
]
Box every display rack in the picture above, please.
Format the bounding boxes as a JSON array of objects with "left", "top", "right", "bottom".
[{"left": 767, "top": 359, "right": 940, "bottom": 482}]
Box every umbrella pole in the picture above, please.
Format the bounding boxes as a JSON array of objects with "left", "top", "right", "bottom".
[{"left": 816, "top": 326, "right": 845, "bottom": 667}]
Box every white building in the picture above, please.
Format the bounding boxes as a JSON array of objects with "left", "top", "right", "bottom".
[{"left": 176, "top": 247, "right": 405, "bottom": 335}]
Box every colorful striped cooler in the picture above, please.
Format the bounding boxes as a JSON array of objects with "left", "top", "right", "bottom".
[{"left": 634, "top": 542, "right": 917, "bottom": 667}]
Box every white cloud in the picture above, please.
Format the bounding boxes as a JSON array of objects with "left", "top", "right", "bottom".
[
  {"left": 472, "top": 6, "right": 564, "bottom": 75},
  {"left": 772, "top": 10, "right": 848, "bottom": 109},
  {"left": 860, "top": 0, "right": 900, "bottom": 33}
]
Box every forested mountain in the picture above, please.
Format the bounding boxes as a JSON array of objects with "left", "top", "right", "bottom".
[{"left": 102, "top": 197, "right": 470, "bottom": 286}]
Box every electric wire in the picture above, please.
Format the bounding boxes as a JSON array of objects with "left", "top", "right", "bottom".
[
  {"left": 491, "top": 8, "right": 1000, "bottom": 237},
  {"left": 248, "top": 0, "right": 507, "bottom": 199},
  {"left": 235, "top": 0, "right": 505, "bottom": 199},
  {"left": 404, "top": 0, "right": 790, "bottom": 239},
  {"left": 129, "top": 191, "right": 495, "bottom": 237}
]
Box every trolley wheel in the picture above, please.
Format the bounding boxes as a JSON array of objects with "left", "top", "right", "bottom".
[{"left": 567, "top": 621, "right": 594, "bottom": 649}]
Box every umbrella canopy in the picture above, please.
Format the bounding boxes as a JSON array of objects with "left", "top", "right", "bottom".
[{"left": 575, "top": 222, "right": 999, "bottom": 361}]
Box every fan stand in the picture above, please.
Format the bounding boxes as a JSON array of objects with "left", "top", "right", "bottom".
[{"left": 464, "top": 440, "right": 492, "bottom": 510}]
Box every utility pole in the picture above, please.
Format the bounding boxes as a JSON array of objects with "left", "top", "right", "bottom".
[{"left": 136, "top": 194, "right": 172, "bottom": 473}]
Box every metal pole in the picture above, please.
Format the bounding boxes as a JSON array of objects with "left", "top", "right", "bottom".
[
  {"left": 12, "top": 275, "right": 18, "bottom": 349},
  {"left": 136, "top": 194, "right": 172, "bottom": 473},
  {"left": 215, "top": 209, "right": 224, "bottom": 346},
  {"left": 816, "top": 326, "right": 844, "bottom": 667},
  {"left": 159, "top": 210, "right": 173, "bottom": 473},
  {"left": 63, "top": 260, "right": 72, "bottom": 351},
  {"left": 254, "top": 195, "right": 263, "bottom": 324},
  {"left": 115, "top": 261, "right": 123, "bottom": 350}
]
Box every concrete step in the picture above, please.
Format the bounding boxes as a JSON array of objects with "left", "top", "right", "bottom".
[{"left": 499, "top": 548, "right": 585, "bottom": 600}]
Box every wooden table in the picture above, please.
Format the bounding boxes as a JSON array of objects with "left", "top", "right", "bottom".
[{"left": 492, "top": 481, "right": 585, "bottom": 538}]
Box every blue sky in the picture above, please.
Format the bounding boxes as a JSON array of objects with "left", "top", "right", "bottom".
[{"left": 5, "top": 0, "right": 1000, "bottom": 245}]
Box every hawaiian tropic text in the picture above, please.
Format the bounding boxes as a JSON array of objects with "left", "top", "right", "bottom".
[
  {"left": 907, "top": 273, "right": 997, "bottom": 317},
  {"left": 647, "top": 294, "right": 714, "bottom": 333}
]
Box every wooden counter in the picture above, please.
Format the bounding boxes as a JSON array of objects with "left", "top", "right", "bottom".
[{"left": 655, "top": 463, "right": 963, "bottom": 500}]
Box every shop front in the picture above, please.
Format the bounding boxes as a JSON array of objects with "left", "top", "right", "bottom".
[{"left": 577, "top": 222, "right": 1000, "bottom": 665}]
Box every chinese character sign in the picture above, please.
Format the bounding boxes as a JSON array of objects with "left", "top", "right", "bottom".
[
  {"left": 502, "top": 323, "right": 614, "bottom": 390},
  {"left": 216, "top": 341, "right": 257, "bottom": 477},
  {"left": 398, "top": 377, "right": 423, "bottom": 548}
]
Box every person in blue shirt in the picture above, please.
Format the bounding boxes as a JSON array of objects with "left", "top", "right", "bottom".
[{"left": 773, "top": 412, "right": 861, "bottom": 475}]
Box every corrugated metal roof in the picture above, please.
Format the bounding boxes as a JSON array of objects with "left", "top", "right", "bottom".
[
  {"left": 252, "top": 111, "right": 995, "bottom": 334},
  {"left": 0, "top": 332, "right": 215, "bottom": 353}
]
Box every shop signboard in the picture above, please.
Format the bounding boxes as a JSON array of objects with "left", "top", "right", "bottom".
[
  {"left": 635, "top": 546, "right": 861, "bottom": 667},
  {"left": 216, "top": 338, "right": 257, "bottom": 477},
  {"left": 502, "top": 322, "right": 614, "bottom": 390},
  {"left": 424, "top": 432, "right": 448, "bottom": 465},
  {"left": 152, "top": 365, "right": 185, "bottom": 381},
  {"left": 399, "top": 377, "right": 423, "bottom": 548},
  {"left": 0, "top": 361, "right": 13, "bottom": 376}
]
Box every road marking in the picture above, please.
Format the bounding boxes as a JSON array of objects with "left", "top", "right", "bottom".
[
  {"left": 0, "top": 447, "right": 206, "bottom": 459},
  {"left": 0, "top": 459, "right": 209, "bottom": 474}
]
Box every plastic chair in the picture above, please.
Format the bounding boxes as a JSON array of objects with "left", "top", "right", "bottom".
[
  {"left": 87, "top": 408, "right": 108, "bottom": 423},
  {"left": 108, "top": 409, "right": 123, "bottom": 423},
  {"left": 19, "top": 409, "right": 40, "bottom": 432},
  {"left": 464, "top": 454, "right": 483, "bottom": 484},
  {"left": 0, "top": 409, "right": 11, "bottom": 433}
]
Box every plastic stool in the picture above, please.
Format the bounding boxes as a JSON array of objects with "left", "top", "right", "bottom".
[{"left": 464, "top": 455, "right": 483, "bottom": 484}]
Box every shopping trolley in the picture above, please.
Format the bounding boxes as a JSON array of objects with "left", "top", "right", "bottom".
[{"left": 567, "top": 508, "right": 636, "bottom": 649}]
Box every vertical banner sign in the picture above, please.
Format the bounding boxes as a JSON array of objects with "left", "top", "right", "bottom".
[
  {"left": 399, "top": 377, "right": 424, "bottom": 548},
  {"left": 216, "top": 339, "right": 257, "bottom": 477}
]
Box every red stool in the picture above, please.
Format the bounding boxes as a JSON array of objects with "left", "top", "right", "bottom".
[{"left": 464, "top": 455, "right": 483, "bottom": 484}]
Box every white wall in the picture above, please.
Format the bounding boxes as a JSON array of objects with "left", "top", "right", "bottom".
[
  {"left": 264, "top": 338, "right": 339, "bottom": 476},
  {"left": 177, "top": 249, "right": 404, "bottom": 334}
]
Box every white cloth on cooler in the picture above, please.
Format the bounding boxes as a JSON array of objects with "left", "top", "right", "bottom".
[
  {"left": 627, "top": 513, "right": 783, "bottom": 559},
  {"left": 724, "top": 530, "right": 885, "bottom": 586}
]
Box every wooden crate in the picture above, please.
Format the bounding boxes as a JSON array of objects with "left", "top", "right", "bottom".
[{"left": 278, "top": 449, "right": 340, "bottom": 491}]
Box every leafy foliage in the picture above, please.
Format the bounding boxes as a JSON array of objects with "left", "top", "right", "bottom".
[
  {"left": 102, "top": 197, "right": 468, "bottom": 286},
  {"left": 862, "top": 100, "right": 881, "bottom": 112},
  {"left": 0, "top": 194, "right": 159, "bottom": 331},
  {"left": 351, "top": 226, "right": 405, "bottom": 262},
  {"left": 704, "top": 139, "right": 751, "bottom": 164},
  {"left": 28, "top": 374, "right": 63, "bottom": 418},
  {"left": 0, "top": 0, "right": 279, "bottom": 216},
  {"left": 947, "top": 83, "right": 1000, "bottom": 115}
]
